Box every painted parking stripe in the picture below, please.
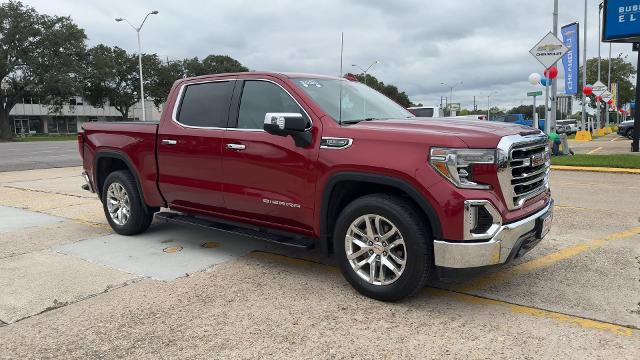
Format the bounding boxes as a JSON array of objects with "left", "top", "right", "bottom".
[{"left": 586, "top": 146, "right": 603, "bottom": 154}]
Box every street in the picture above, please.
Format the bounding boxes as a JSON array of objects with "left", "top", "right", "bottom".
[
  {"left": 0, "top": 141, "right": 81, "bottom": 172},
  {"left": 0, "top": 166, "right": 638, "bottom": 358}
]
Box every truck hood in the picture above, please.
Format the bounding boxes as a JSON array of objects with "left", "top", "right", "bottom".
[{"left": 349, "top": 118, "right": 541, "bottom": 148}]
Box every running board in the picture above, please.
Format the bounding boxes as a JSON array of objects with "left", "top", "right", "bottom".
[{"left": 155, "top": 212, "right": 315, "bottom": 249}]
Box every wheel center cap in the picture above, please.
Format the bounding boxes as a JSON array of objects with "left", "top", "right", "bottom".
[{"left": 372, "top": 243, "right": 385, "bottom": 255}]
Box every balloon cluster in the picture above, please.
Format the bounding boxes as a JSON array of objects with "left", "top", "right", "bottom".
[{"left": 528, "top": 65, "right": 558, "bottom": 87}]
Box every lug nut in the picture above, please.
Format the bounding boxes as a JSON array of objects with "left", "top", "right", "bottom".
[
  {"left": 383, "top": 251, "right": 387, "bottom": 256},
  {"left": 382, "top": 242, "right": 387, "bottom": 247},
  {"left": 368, "top": 250, "right": 374, "bottom": 255},
  {"left": 368, "top": 241, "right": 373, "bottom": 246}
]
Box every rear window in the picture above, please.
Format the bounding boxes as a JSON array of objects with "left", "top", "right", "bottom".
[
  {"left": 176, "top": 81, "right": 234, "bottom": 127},
  {"left": 413, "top": 108, "right": 435, "bottom": 117}
]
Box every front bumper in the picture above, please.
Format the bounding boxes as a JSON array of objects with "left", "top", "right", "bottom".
[{"left": 433, "top": 199, "right": 553, "bottom": 268}]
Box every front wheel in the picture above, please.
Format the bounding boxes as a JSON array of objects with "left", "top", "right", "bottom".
[
  {"left": 333, "top": 194, "right": 434, "bottom": 301},
  {"left": 102, "top": 170, "right": 154, "bottom": 235}
]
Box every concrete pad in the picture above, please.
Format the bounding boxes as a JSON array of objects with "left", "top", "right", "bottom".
[
  {"left": 0, "top": 250, "right": 137, "bottom": 324},
  {"left": 0, "top": 186, "right": 89, "bottom": 211},
  {"left": 0, "top": 166, "right": 82, "bottom": 184},
  {"left": 0, "top": 255, "right": 637, "bottom": 359},
  {"left": 5, "top": 174, "right": 94, "bottom": 198},
  {"left": 0, "top": 220, "right": 111, "bottom": 259},
  {"left": 461, "top": 234, "right": 640, "bottom": 328},
  {"left": 41, "top": 199, "right": 107, "bottom": 224},
  {"left": 0, "top": 206, "right": 62, "bottom": 234},
  {"left": 55, "top": 222, "right": 266, "bottom": 281}
]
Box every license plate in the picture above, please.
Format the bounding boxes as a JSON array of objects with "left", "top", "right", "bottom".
[{"left": 536, "top": 210, "right": 553, "bottom": 239}]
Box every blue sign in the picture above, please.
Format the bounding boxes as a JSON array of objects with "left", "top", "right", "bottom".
[
  {"left": 603, "top": 0, "right": 640, "bottom": 42},
  {"left": 561, "top": 23, "right": 579, "bottom": 95}
]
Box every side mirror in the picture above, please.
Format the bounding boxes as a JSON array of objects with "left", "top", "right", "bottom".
[{"left": 264, "top": 113, "right": 309, "bottom": 135}]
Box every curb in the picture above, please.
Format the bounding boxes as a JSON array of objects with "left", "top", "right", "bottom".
[{"left": 551, "top": 165, "right": 640, "bottom": 174}]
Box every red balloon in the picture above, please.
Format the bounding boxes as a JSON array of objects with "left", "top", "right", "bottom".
[
  {"left": 595, "top": 95, "right": 602, "bottom": 102},
  {"left": 582, "top": 86, "right": 593, "bottom": 95},
  {"left": 544, "top": 66, "right": 559, "bottom": 80},
  {"left": 607, "top": 99, "right": 613, "bottom": 105}
]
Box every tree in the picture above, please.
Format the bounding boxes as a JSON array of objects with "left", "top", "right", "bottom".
[
  {"left": 578, "top": 54, "right": 636, "bottom": 108},
  {"left": 83, "top": 45, "right": 160, "bottom": 120},
  {"left": 146, "top": 54, "right": 248, "bottom": 107},
  {"left": 0, "top": 1, "right": 87, "bottom": 139},
  {"left": 352, "top": 73, "right": 417, "bottom": 108}
]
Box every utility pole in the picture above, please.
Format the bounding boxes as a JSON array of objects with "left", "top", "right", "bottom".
[
  {"left": 597, "top": 2, "right": 604, "bottom": 131},
  {"left": 582, "top": 0, "right": 588, "bottom": 131},
  {"left": 607, "top": 43, "right": 612, "bottom": 126},
  {"left": 548, "top": 0, "right": 559, "bottom": 134}
]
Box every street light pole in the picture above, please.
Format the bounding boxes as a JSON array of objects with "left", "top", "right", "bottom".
[
  {"left": 440, "top": 81, "right": 463, "bottom": 116},
  {"left": 582, "top": 0, "right": 588, "bottom": 131},
  {"left": 487, "top": 91, "right": 497, "bottom": 121},
  {"left": 548, "top": 0, "right": 558, "bottom": 135},
  {"left": 115, "top": 10, "right": 159, "bottom": 121},
  {"left": 352, "top": 61, "right": 379, "bottom": 87}
]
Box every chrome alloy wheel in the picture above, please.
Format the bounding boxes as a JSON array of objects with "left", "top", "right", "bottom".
[
  {"left": 345, "top": 214, "right": 407, "bottom": 285},
  {"left": 106, "top": 182, "right": 131, "bottom": 226}
]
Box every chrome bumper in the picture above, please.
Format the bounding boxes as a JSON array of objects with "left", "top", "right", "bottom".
[{"left": 433, "top": 199, "right": 553, "bottom": 268}]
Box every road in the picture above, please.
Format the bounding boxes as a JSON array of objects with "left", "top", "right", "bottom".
[
  {"left": 0, "top": 141, "right": 80, "bottom": 172},
  {"left": 568, "top": 133, "right": 639, "bottom": 155},
  {"left": 0, "top": 167, "right": 638, "bottom": 359}
]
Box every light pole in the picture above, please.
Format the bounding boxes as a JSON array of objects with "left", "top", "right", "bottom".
[
  {"left": 582, "top": 0, "right": 588, "bottom": 131},
  {"left": 352, "top": 61, "right": 380, "bottom": 87},
  {"left": 441, "top": 81, "right": 463, "bottom": 116},
  {"left": 115, "top": 10, "right": 159, "bottom": 121},
  {"left": 487, "top": 91, "right": 497, "bottom": 121}
]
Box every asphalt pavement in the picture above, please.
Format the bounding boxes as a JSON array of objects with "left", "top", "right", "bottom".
[
  {"left": 0, "top": 141, "right": 80, "bottom": 172},
  {"left": 0, "top": 166, "right": 638, "bottom": 359}
]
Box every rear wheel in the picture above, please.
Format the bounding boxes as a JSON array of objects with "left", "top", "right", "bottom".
[
  {"left": 626, "top": 128, "right": 634, "bottom": 139},
  {"left": 102, "top": 170, "right": 154, "bottom": 235},
  {"left": 333, "top": 194, "right": 434, "bottom": 301}
]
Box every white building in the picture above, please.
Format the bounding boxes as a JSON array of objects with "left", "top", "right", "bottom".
[{"left": 9, "top": 97, "right": 162, "bottom": 135}]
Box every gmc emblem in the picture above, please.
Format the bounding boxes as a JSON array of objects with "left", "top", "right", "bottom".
[{"left": 530, "top": 153, "right": 545, "bottom": 167}]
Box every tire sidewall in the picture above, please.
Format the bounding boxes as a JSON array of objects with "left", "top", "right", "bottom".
[
  {"left": 333, "top": 195, "right": 432, "bottom": 301},
  {"left": 102, "top": 171, "right": 150, "bottom": 235}
]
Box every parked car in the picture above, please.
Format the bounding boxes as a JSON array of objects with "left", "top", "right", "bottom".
[
  {"left": 556, "top": 120, "right": 578, "bottom": 135},
  {"left": 79, "top": 72, "right": 553, "bottom": 301},
  {"left": 617, "top": 120, "right": 635, "bottom": 139},
  {"left": 493, "top": 114, "right": 546, "bottom": 131},
  {"left": 406, "top": 105, "right": 444, "bottom": 118}
]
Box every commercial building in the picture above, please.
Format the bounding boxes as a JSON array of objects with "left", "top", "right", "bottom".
[{"left": 8, "top": 97, "right": 161, "bottom": 135}]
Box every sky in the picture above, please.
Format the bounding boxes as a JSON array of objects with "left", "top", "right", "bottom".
[{"left": 20, "top": 0, "right": 637, "bottom": 110}]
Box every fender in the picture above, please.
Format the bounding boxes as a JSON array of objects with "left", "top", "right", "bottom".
[
  {"left": 319, "top": 172, "right": 443, "bottom": 255},
  {"left": 94, "top": 150, "right": 149, "bottom": 205}
]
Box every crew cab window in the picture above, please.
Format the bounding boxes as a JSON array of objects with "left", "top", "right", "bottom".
[
  {"left": 176, "top": 81, "right": 233, "bottom": 127},
  {"left": 237, "top": 80, "right": 305, "bottom": 129}
]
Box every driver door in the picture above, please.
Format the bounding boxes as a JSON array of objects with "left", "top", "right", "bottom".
[{"left": 221, "top": 78, "right": 321, "bottom": 234}]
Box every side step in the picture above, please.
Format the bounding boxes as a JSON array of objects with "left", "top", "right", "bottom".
[{"left": 155, "top": 212, "right": 315, "bottom": 249}]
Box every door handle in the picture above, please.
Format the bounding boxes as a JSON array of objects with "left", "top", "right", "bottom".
[
  {"left": 226, "top": 143, "right": 246, "bottom": 151},
  {"left": 161, "top": 139, "right": 177, "bottom": 145}
]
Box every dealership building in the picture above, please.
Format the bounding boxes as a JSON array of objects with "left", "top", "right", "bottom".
[{"left": 9, "top": 97, "right": 161, "bottom": 135}]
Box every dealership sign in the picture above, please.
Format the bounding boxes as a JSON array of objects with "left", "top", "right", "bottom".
[
  {"left": 561, "top": 23, "right": 579, "bottom": 95},
  {"left": 530, "top": 32, "right": 569, "bottom": 69},
  {"left": 603, "top": 0, "right": 640, "bottom": 42}
]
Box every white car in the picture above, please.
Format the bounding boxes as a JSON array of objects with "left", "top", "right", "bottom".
[
  {"left": 407, "top": 106, "right": 444, "bottom": 118},
  {"left": 556, "top": 120, "right": 578, "bottom": 135}
]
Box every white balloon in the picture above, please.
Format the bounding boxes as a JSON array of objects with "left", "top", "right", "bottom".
[{"left": 528, "top": 73, "right": 541, "bottom": 85}]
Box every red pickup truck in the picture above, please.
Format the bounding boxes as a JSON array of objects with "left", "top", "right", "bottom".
[{"left": 79, "top": 72, "right": 553, "bottom": 301}]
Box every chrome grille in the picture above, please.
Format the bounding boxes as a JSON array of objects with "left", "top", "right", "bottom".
[{"left": 497, "top": 134, "right": 550, "bottom": 210}]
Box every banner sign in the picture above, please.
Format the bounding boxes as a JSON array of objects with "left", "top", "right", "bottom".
[
  {"left": 611, "top": 82, "right": 618, "bottom": 106},
  {"left": 603, "top": 0, "right": 640, "bottom": 42},
  {"left": 561, "top": 23, "right": 579, "bottom": 95}
]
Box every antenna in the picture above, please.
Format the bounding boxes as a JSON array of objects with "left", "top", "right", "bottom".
[{"left": 339, "top": 32, "right": 344, "bottom": 125}]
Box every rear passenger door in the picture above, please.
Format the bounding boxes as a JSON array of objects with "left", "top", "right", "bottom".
[
  {"left": 157, "top": 79, "right": 235, "bottom": 214},
  {"left": 221, "top": 78, "right": 320, "bottom": 234}
]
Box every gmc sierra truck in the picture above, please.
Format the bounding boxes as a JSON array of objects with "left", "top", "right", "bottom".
[{"left": 79, "top": 72, "right": 553, "bottom": 301}]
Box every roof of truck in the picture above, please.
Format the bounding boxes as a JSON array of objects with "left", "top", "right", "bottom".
[{"left": 180, "top": 71, "right": 343, "bottom": 82}]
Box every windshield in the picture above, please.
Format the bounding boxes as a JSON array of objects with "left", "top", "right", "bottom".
[{"left": 293, "top": 78, "right": 414, "bottom": 123}]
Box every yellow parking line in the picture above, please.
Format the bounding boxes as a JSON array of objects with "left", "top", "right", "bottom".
[
  {"left": 586, "top": 146, "right": 603, "bottom": 154},
  {"left": 455, "top": 226, "right": 640, "bottom": 292},
  {"left": 426, "top": 289, "right": 635, "bottom": 337},
  {"left": 247, "top": 251, "right": 637, "bottom": 337}
]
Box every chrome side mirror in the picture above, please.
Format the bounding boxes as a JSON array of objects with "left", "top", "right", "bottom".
[{"left": 264, "top": 113, "right": 309, "bottom": 135}]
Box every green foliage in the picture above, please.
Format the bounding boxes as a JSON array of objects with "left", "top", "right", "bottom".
[
  {"left": 0, "top": 0, "right": 87, "bottom": 139},
  {"left": 578, "top": 55, "right": 636, "bottom": 108},
  {"left": 353, "top": 73, "right": 416, "bottom": 108}
]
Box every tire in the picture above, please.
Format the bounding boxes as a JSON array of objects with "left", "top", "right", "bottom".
[
  {"left": 102, "top": 170, "right": 154, "bottom": 235},
  {"left": 626, "top": 128, "right": 634, "bottom": 139},
  {"left": 333, "top": 194, "right": 434, "bottom": 301}
]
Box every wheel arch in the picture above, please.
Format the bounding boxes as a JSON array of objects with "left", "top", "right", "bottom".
[
  {"left": 319, "top": 172, "right": 442, "bottom": 256},
  {"left": 94, "top": 150, "right": 147, "bottom": 205}
]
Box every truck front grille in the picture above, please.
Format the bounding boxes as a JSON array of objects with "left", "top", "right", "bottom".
[{"left": 497, "top": 134, "right": 550, "bottom": 210}]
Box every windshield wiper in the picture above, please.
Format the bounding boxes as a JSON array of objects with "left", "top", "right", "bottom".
[{"left": 341, "top": 118, "right": 383, "bottom": 125}]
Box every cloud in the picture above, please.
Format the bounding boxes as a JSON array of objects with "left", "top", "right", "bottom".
[{"left": 22, "top": 0, "right": 632, "bottom": 110}]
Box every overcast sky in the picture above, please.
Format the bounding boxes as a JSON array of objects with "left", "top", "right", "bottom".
[{"left": 22, "top": 0, "right": 636, "bottom": 110}]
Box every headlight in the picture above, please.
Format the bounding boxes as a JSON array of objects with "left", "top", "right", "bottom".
[{"left": 429, "top": 148, "right": 496, "bottom": 189}]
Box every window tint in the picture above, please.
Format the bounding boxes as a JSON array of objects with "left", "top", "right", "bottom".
[
  {"left": 237, "top": 81, "right": 305, "bottom": 129},
  {"left": 177, "top": 81, "right": 233, "bottom": 127}
]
